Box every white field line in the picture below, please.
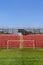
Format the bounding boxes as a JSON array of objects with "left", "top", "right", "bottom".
[{"left": 0, "top": 58, "right": 43, "bottom": 61}]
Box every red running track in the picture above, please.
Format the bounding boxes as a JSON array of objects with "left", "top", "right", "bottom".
[{"left": 0, "top": 34, "right": 43, "bottom": 48}]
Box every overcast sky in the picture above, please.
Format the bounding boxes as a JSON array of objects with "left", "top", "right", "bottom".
[{"left": 0, "top": 0, "right": 43, "bottom": 28}]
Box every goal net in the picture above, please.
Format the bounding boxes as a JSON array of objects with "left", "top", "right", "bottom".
[{"left": 7, "top": 39, "right": 35, "bottom": 49}]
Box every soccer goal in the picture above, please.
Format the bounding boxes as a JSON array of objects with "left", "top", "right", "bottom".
[{"left": 7, "top": 39, "right": 35, "bottom": 49}]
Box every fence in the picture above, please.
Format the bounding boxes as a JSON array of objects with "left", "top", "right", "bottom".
[{"left": 0, "top": 28, "right": 43, "bottom": 34}]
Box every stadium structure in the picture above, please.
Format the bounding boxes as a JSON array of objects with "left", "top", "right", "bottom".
[
  {"left": 0, "top": 28, "right": 43, "bottom": 48},
  {"left": 0, "top": 28, "right": 43, "bottom": 34}
]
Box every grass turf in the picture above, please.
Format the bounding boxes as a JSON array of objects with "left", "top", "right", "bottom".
[{"left": 0, "top": 48, "right": 43, "bottom": 65}]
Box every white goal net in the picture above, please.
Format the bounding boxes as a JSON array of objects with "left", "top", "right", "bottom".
[{"left": 7, "top": 39, "right": 35, "bottom": 49}]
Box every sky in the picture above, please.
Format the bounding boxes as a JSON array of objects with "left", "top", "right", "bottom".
[{"left": 0, "top": 0, "right": 43, "bottom": 28}]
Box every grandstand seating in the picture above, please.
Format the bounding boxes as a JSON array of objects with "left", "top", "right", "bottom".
[{"left": 0, "top": 34, "right": 43, "bottom": 48}]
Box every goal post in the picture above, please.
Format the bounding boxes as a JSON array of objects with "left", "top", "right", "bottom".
[{"left": 7, "top": 39, "right": 35, "bottom": 49}]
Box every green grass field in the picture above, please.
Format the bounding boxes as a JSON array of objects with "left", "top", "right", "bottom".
[{"left": 0, "top": 48, "right": 43, "bottom": 65}]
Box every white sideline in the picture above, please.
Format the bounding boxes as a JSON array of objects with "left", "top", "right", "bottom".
[{"left": 0, "top": 59, "right": 43, "bottom": 61}]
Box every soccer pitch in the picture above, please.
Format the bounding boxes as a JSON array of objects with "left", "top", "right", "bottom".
[{"left": 0, "top": 49, "right": 43, "bottom": 65}]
